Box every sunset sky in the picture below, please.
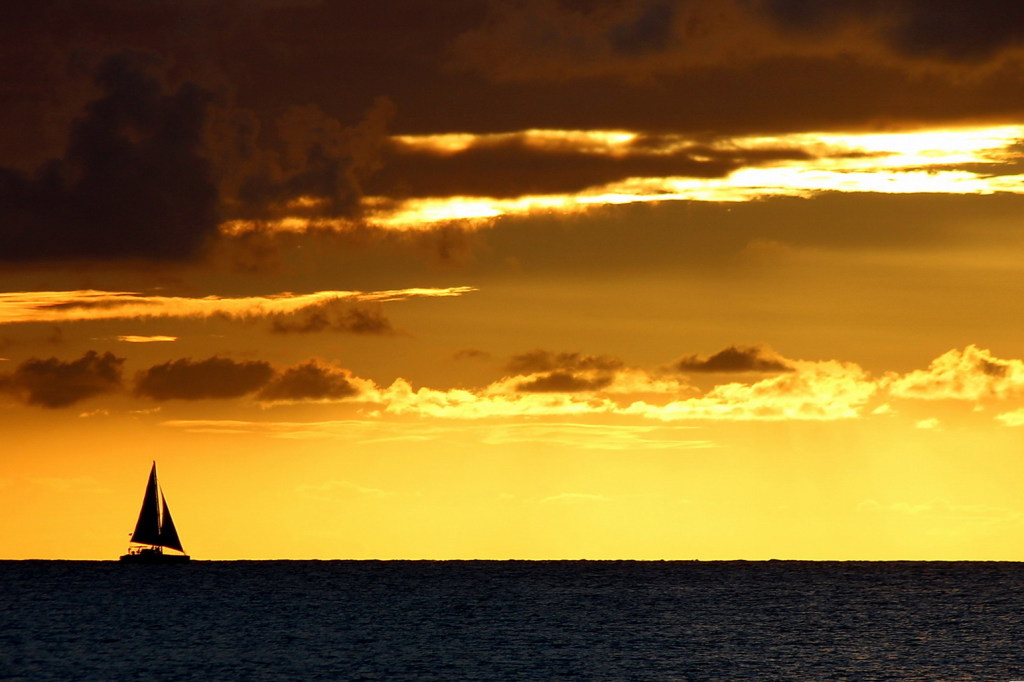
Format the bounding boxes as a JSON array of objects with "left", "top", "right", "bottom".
[{"left": 4, "top": 0, "right": 1024, "bottom": 560}]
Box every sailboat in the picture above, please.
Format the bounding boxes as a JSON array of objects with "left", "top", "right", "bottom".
[{"left": 119, "top": 461, "right": 190, "bottom": 563}]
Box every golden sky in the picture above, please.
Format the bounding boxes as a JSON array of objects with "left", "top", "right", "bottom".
[{"left": 3, "top": 0, "right": 1024, "bottom": 559}]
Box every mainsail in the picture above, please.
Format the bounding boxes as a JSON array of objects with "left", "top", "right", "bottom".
[{"left": 129, "top": 462, "right": 185, "bottom": 553}]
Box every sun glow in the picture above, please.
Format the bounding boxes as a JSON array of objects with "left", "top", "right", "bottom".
[
  {"left": 741, "top": 126, "right": 1024, "bottom": 167},
  {"left": 391, "top": 128, "right": 638, "bottom": 154},
  {"left": 218, "top": 124, "right": 1024, "bottom": 235}
]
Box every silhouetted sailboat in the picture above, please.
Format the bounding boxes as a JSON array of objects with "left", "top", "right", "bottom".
[{"left": 119, "top": 462, "right": 190, "bottom": 563}]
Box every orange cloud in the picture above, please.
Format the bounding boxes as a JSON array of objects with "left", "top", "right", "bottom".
[
  {"left": 380, "top": 378, "right": 620, "bottom": 419},
  {"left": 627, "top": 360, "right": 877, "bottom": 421},
  {"left": 117, "top": 335, "right": 178, "bottom": 343},
  {"left": 269, "top": 304, "right": 394, "bottom": 335},
  {"left": 17, "top": 345, "right": 1024, "bottom": 424},
  {"left": 995, "top": 409, "right": 1024, "bottom": 427},
  {"left": 0, "top": 287, "right": 476, "bottom": 325},
  {"left": 135, "top": 357, "right": 275, "bottom": 401},
  {"left": 887, "top": 345, "right": 1024, "bottom": 401},
  {"left": 134, "top": 357, "right": 378, "bottom": 404},
  {"left": 0, "top": 351, "right": 124, "bottom": 408},
  {"left": 505, "top": 349, "right": 625, "bottom": 374},
  {"left": 373, "top": 355, "right": 875, "bottom": 422}
]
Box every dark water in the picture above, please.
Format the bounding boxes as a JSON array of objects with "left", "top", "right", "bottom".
[{"left": 2, "top": 561, "right": 1024, "bottom": 681}]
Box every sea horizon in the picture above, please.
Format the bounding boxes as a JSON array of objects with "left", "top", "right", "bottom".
[{"left": 5, "top": 556, "right": 1024, "bottom": 563}]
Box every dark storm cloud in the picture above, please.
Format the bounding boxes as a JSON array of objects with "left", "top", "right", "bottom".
[
  {"left": 609, "top": 0, "right": 676, "bottom": 55},
  {"left": 753, "top": 0, "right": 884, "bottom": 34},
  {"left": 211, "top": 98, "right": 395, "bottom": 224},
  {"left": 757, "top": 0, "right": 1024, "bottom": 63},
  {"left": 674, "top": 345, "right": 794, "bottom": 373},
  {"left": 443, "top": 0, "right": 1024, "bottom": 133},
  {"left": 437, "top": 52, "right": 1024, "bottom": 137},
  {"left": 257, "top": 361, "right": 360, "bottom": 402},
  {"left": 3, "top": 2, "right": 1021, "bottom": 153},
  {"left": 375, "top": 138, "right": 809, "bottom": 199},
  {"left": 0, "top": 351, "right": 124, "bottom": 408},
  {"left": 0, "top": 27, "right": 393, "bottom": 264},
  {"left": 269, "top": 303, "right": 394, "bottom": 335},
  {"left": 4, "top": 0, "right": 1024, "bottom": 242},
  {"left": 0, "top": 53, "right": 218, "bottom": 262},
  {"left": 135, "top": 356, "right": 274, "bottom": 400},
  {"left": 458, "top": 0, "right": 1024, "bottom": 81},
  {"left": 506, "top": 350, "right": 625, "bottom": 374}
]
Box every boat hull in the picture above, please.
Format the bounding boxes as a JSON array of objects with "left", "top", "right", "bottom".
[{"left": 119, "top": 548, "right": 190, "bottom": 563}]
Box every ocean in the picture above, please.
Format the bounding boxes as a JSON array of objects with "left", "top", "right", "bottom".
[{"left": 2, "top": 560, "right": 1023, "bottom": 680}]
